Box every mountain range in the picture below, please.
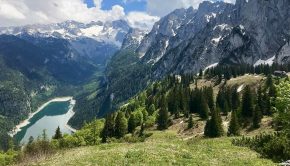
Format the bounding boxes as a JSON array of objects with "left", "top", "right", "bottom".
[{"left": 0, "top": 19, "right": 137, "bottom": 65}]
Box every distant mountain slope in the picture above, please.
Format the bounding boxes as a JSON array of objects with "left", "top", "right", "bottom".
[
  {"left": 0, "top": 34, "right": 97, "bottom": 150},
  {"left": 0, "top": 35, "right": 95, "bottom": 83},
  {"left": 0, "top": 20, "right": 139, "bottom": 65}
]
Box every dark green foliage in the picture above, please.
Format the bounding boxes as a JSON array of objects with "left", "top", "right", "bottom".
[
  {"left": 114, "top": 112, "right": 128, "bottom": 138},
  {"left": 241, "top": 86, "right": 254, "bottom": 119},
  {"left": 128, "top": 114, "right": 137, "bottom": 134},
  {"left": 188, "top": 115, "right": 194, "bottom": 129},
  {"left": 157, "top": 97, "right": 169, "bottom": 130},
  {"left": 24, "top": 130, "right": 54, "bottom": 156},
  {"left": 148, "top": 104, "right": 156, "bottom": 115},
  {"left": 204, "top": 86, "right": 215, "bottom": 111},
  {"left": 205, "top": 63, "right": 290, "bottom": 81},
  {"left": 204, "top": 108, "right": 224, "bottom": 138},
  {"left": 216, "top": 87, "right": 232, "bottom": 114},
  {"left": 199, "top": 94, "right": 209, "bottom": 120},
  {"left": 228, "top": 110, "right": 240, "bottom": 136},
  {"left": 268, "top": 84, "right": 277, "bottom": 98},
  {"left": 223, "top": 100, "right": 230, "bottom": 116},
  {"left": 53, "top": 126, "right": 63, "bottom": 139},
  {"left": 101, "top": 114, "right": 115, "bottom": 142},
  {"left": 231, "top": 87, "right": 240, "bottom": 111},
  {"left": 252, "top": 105, "right": 262, "bottom": 129},
  {"left": 233, "top": 133, "right": 290, "bottom": 162}
]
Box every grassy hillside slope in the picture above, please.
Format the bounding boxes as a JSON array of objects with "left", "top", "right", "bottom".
[{"left": 28, "top": 128, "right": 274, "bottom": 166}]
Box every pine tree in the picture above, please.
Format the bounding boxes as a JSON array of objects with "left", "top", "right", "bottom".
[
  {"left": 253, "top": 105, "right": 263, "bottom": 129},
  {"left": 114, "top": 111, "right": 128, "bottom": 138},
  {"left": 91, "top": 119, "right": 99, "bottom": 145},
  {"left": 168, "top": 89, "right": 179, "bottom": 118},
  {"left": 223, "top": 100, "right": 230, "bottom": 115},
  {"left": 199, "top": 94, "right": 209, "bottom": 120},
  {"left": 188, "top": 115, "right": 194, "bottom": 129},
  {"left": 139, "top": 123, "right": 145, "bottom": 137},
  {"left": 157, "top": 96, "right": 169, "bottom": 130},
  {"left": 257, "top": 86, "right": 263, "bottom": 110},
  {"left": 205, "top": 86, "right": 215, "bottom": 111},
  {"left": 231, "top": 87, "right": 240, "bottom": 110},
  {"left": 266, "top": 74, "right": 273, "bottom": 88},
  {"left": 227, "top": 110, "right": 240, "bottom": 136},
  {"left": 216, "top": 88, "right": 225, "bottom": 110},
  {"left": 128, "top": 114, "right": 136, "bottom": 134},
  {"left": 241, "top": 86, "right": 254, "bottom": 119},
  {"left": 269, "top": 84, "right": 277, "bottom": 98},
  {"left": 262, "top": 92, "right": 272, "bottom": 115},
  {"left": 204, "top": 108, "right": 224, "bottom": 138},
  {"left": 53, "top": 126, "right": 63, "bottom": 139},
  {"left": 101, "top": 114, "right": 115, "bottom": 142},
  {"left": 148, "top": 104, "right": 156, "bottom": 115}
]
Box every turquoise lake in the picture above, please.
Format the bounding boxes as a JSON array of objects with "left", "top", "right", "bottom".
[{"left": 14, "top": 101, "right": 74, "bottom": 144}]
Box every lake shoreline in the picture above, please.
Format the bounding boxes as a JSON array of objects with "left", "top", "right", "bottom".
[{"left": 9, "top": 97, "right": 76, "bottom": 137}]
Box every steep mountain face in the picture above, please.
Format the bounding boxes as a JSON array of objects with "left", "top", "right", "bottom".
[
  {"left": 0, "top": 20, "right": 132, "bottom": 65},
  {"left": 136, "top": 1, "right": 229, "bottom": 64},
  {"left": 144, "top": 0, "right": 290, "bottom": 77},
  {"left": 101, "top": 1, "right": 231, "bottom": 109},
  {"left": 100, "top": 0, "right": 290, "bottom": 116},
  {"left": 121, "top": 28, "right": 147, "bottom": 50}
]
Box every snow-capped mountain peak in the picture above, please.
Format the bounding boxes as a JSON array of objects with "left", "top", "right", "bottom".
[{"left": 0, "top": 19, "right": 143, "bottom": 65}]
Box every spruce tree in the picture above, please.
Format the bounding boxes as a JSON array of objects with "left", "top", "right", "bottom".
[
  {"left": 157, "top": 96, "right": 169, "bottom": 130},
  {"left": 205, "top": 86, "right": 215, "bottom": 111},
  {"left": 101, "top": 114, "right": 115, "bottom": 142},
  {"left": 231, "top": 87, "right": 240, "bottom": 110},
  {"left": 53, "top": 126, "right": 63, "bottom": 139},
  {"left": 262, "top": 92, "right": 271, "bottom": 115},
  {"left": 188, "top": 115, "right": 194, "bottom": 129},
  {"left": 227, "top": 110, "right": 240, "bottom": 136},
  {"left": 114, "top": 111, "right": 128, "bottom": 138},
  {"left": 223, "top": 100, "right": 230, "bottom": 115},
  {"left": 199, "top": 94, "right": 209, "bottom": 120},
  {"left": 253, "top": 105, "right": 262, "bottom": 129},
  {"left": 269, "top": 84, "right": 277, "bottom": 98},
  {"left": 241, "top": 86, "right": 254, "bottom": 119},
  {"left": 128, "top": 114, "right": 136, "bottom": 134},
  {"left": 266, "top": 74, "right": 273, "bottom": 88},
  {"left": 204, "top": 108, "right": 224, "bottom": 138}
]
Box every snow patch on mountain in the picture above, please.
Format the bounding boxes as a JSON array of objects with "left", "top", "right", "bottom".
[
  {"left": 254, "top": 56, "right": 276, "bottom": 67},
  {"left": 204, "top": 63, "right": 219, "bottom": 71}
]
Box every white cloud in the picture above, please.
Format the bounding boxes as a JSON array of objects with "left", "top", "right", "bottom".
[
  {"left": 0, "top": 0, "right": 125, "bottom": 27},
  {"left": 0, "top": 0, "right": 235, "bottom": 30},
  {"left": 126, "top": 12, "right": 159, "bottom": 30}
]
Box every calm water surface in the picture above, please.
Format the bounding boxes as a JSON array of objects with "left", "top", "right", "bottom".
[{"left": 15, "top": 101, "right": 74, "bottom": 144}]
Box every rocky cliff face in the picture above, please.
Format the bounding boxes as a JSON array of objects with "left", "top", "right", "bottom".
[
  {"left": 133, "top": 0, "right": 290, "bottom": 78},
  {"left": 136, "top": 1, "right": 230, "bottom": 65}
]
